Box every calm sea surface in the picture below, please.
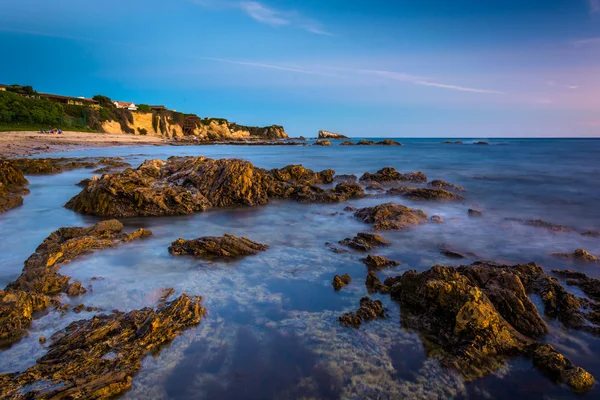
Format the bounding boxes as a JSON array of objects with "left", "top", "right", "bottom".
[{"left": 1, "top": 138, "right": 600, "bottom": 399}]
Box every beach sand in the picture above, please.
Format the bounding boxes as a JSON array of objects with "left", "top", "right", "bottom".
[{"left": 0, "top": 131, "right": 170, "bottom": 157}]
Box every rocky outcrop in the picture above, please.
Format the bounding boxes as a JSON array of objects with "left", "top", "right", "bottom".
[
  {"left": 356, "top": 140, "right": 375, "bottom": 146},
  {"left": 0, "top": 294, "right": 204, "bottom": 399},
  {"left": 552, "top": 249, "right": 598, "bottom": 263},
  {"left": 339, "top": 232, "right": 390, "bottom": 251},
  {"left": 468, "top": 208, "right": 483, "bottom": 217},
  {"left": 440, "top": 247, "right": 469, "bottom": 259},
  {"left": 340, "top": 141, "right": 355, "bottom": 146},
  {"left": 332, "top": 274, "right": 352, "bottom": 290},
  {"left": 552, "top": 270, "right": 600, "bottom": 300},
  {"left": 168, "top": 235, "right": 268, "bottom": 259},
  {"left": 582, "top": 230, "right": 600, "bottom": 237},
  {"left": 65, "top": 157, "right": 361, "bottom": 217},
  {"left": 428, "top": 179, "right": 465, "bottom": 192},
  {"left": 386, "top": 186, "right": 465, "bottom": 201},
  {"left": 359, "top": 167, "right": 427, "bottom": 184},
  {"left": 376, "top": 140, "right": 401, "bottom": 146},
  {"left": 474, "top": 141, "right": 489, "bottom": 145},
  {"left": 318, "top": 130, "right": 348, "bottom": 139},
  {"left": 0, "top": 160, "right": 29, "bottom": 213},
  {"left": 0, "top": 220, "right": 152, "bottom": 347},
  {"left": 313, "top": 140, "right": 331, "bottom": 146},
  {"left": 360, "top": 255, "right": 400, "bottom": 270},
  {"left": 354, "top": 202, "right": 428, "bottom": 230},
  {"left": 506, "top": 218, "right": 570, "bottom": 232},
  {"left": 529, "top": 343, "right": 594, "bottom": 392},
  {"left": 338, "top": 297, "right": 385, "bottom": 328}
]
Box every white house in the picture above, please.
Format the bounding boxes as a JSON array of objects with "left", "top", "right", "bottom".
[{"left": 114, "top": 101, "right": 138, "bottom": 111}]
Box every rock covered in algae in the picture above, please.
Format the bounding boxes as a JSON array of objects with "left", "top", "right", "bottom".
[
  {"left": 428, "top": 179, "right": 465, "bottom": 192},
  {"left": 168, "top": 234, "right": 268, "bottom": 259},
  {"left": 359, "top": 167, "right": 427, "bottom": 184},
  {"left": 313, "top": 139, "right": 331, "bottom": 146},
  {"left": 0, "top": 220, "right": 152, "bottom": 347},
  {"left": 332, "top": 273, "right": 352, "bottom": 290},
  {"left": 0, "top": 160, "right": 29, "bottom": 213},
  {"left": 338, "top": 296, "right": 385, "bottom": 328},
  {"left": 552, "top": 249, "right": 598, "bottom": 263},
  {"left": 386, "top": 186, "right": 465, "bottom": 201},
  {"left": 551, "top": 269, "right": 600, "bottom": 300},
  {"left": 360, "top": 255, "right": 400, "bottom": 270},
  {"left": 0, "top": 294, "right": 204, "bottom": 399},
  {"left": 354, "top": 202, "right": 428, "bottom": 230},
  {"left": 65, "top": 156, "right": 361, "bottom": 217},
  {"left": 339, "top": 232, "right": 390, "bottom": 251}
]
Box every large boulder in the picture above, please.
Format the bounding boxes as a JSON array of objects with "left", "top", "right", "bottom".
[
  {"left": 0, "top": 160, "right": 29, "bottom": 213},
  {"left": 168, "top": 234, "right": 268, "bottom": 259},
  {"left": 359, "top": 167, "right": 427, "bottom": 184},
  {"left": 339, "top": 232, "right": 390, "bottom": 251},
  {"left": 354, "top": 202, "right": 428, "bottom": 230}
]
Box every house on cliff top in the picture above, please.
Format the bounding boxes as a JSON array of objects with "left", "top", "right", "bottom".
[{"left": 114, "top": 101, "right": 138, "bottom": 111}]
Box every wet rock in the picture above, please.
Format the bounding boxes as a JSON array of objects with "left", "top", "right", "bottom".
[
  {"left": 551, "top": 270, "right": 600, "bottom": 300},
  {"left": 386, "top": 186, "right": 465, "bottom": 201},
  {"left": 582, "top": 230, "right": 600, "bottom": 237},
  {"left": 339, "top": 141, "right": 355, "bottom": 146},
  {"left": 168, "top": 234, "right": 268, "bottom": 259},
  {"left": 9, "top": 158, "right": 97, "bottom": 175},
  {"left": 325, "top": 242, "right": 349, "bottom": 253},
  {"left": 360, "top": 255, "right": 400, "bottom": 271},
  {"left": 376, "top": 140, "right": 401, "bottom": 146},
  {"left": 356, "top": 140, "right": 376, "bottom": 145},
  {"left": 66, "top": 157, "right": 350, "bottom": 217},
  {"left": 430, "top": 215, "right": 444, "bottom": 224},
  {"left": 313, "top": 140, "right": 331, "bottom": 146},
  {"left": 354, "top": 202, "right": 428, "bottom": 230},
  {"left": 334, "top": 174, "right": 357, "bottom": 182},
  {"left": 529, "top": 343, "right": 594, "bottom": 392},
  {"left": 332, "top": 274, "right": 352, "bottom": 290},
  {"left": 359, "top": 167, "right": 427, "bottom": 184},
  {"left": 551, "top": 249, "right": 598, "bottom": 263},
  {"left": 364, "top": 181, "right": 385, "bottom": 192},
  {"left": 428, "top": 180, "right": 465, "bottom": 192},
  {"left": 318, "top": 130, "right": 348, "bottom": 139},
  {"left": 93, "top": 160, "right": 132, "bottom": 174},
  {"left": 339, "top": 232, "right": 390, "bottom": 251},
  {"left": 440, "top": 247, "right": 468, "bottom": 259},
  {"left": 366, "top": 271, "right": 390, "bottom": 294},
  {"left": 1, "top": 220, "right": 152, "bottom": 346},
  {"left": 338, "top": 296, "right": 385, "bottom": 328},
  {"left": 506, "top": 218, "right": 570, "bottom": 232},
  {"left": 343, "top": 206, "right": 356, "bottom": 212},
  {"left": 442, "top": 141, "right": 463, "bottom": 144},
  {"left": 474, "top": 141, "right": 489, "bottom": 145},
  {"left": 76, "top": 177, "right": 93, "bottom": 187},
  {"left": 468, "top": 208, "right": 483, "bottom": 217},
  {"left": 0, "top": 294, "right": 204, "bottom": 399},
  {"left": 0, "top": 160, "right": 30, "bottom": 213}
]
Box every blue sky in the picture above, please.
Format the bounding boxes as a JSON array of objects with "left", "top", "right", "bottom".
[{"left": 1, "top": 0, "right": 599, "bottom": 137}]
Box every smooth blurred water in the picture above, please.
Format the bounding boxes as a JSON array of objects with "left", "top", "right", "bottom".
[{"left": 1, "top": 138, "right": 600, "bottom": 399}]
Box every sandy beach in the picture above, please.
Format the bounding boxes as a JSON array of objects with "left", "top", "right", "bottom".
[{"left": 0, "top": 131, "right": 170, "bottom": 157}]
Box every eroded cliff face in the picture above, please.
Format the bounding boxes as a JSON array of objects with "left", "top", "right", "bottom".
[
  {"left": 318, "top": 130, "right": 348, "bottom": 139},
  {"left": 101, "top": 111, "right": 288, "bottom": 141}
]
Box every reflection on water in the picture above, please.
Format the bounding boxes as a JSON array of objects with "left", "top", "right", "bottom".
[{"left": 1, "top": 139, "right": 600, "bottom": 398}]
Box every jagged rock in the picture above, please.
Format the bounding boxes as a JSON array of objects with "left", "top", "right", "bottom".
[
  {"left": 506, "top": 218, "right": 570, "bottom": 232},
  {"left": 66, "top": 157, "right": 354, "bottom": 217},
  {"left": 364, "top": 181, "right": 385, "bottom": 192},
  {"left": 359, "top": 167, "right": 427, "bottom": 184},
  {"left": 552, "top": 249, "right": 598, "bottom": 263},
  {"left": 354, "top": 202, "right": 428, "bottom": 230},
  {"left": 1, "top": 220, "right": 152, "bottom": 347},
  {"left": 318, "top": 130, "right": 348, "bottom": 139},
  {"left": 440, "top": 247, "right": 467, "bottom": 259},
  {"left": 0, "top": 160, "right": 29, "bottom": 213},
  {"left": 332, "top": 274, "right": 352, "bottom": 290},
  {"left": 552, "top": 270, "right": 600, "bottom": 300},
  {"left": 93, "top": 160, "right": 132, "bottom": 173},
  {"left": 429, "top": 180, "right": 465, "bottom": 191},
  {"left": 366, "top": 271, "right": 390, "bottom": 294},
  {"left": 334, "top": 174, "right": 357, "bottom": 182},
  {"left": 169, "top": 234, "right": 268, "bottom": 259},
  {"left": 468, "top": 208, "right": 483, "bottom": 217},
  {"left": 361, "top": 255, "right": 400, "bottom": 270},
  {"left": 387, "top": 186, "right": 465, "bottom": 201},
  {"left": 0, "top": 294, "right": 204, "bottom": 399},
  {"left": 582, "top": 230, "right": 600, "bottom": 237},
  {"left": 356, "top": 140, "right": 376, "bottom": 145},
  {"left": 376, "top": 140, "right": 401, "bottom": 146},
  {"left": 313, "top": 140, "right": 331, "bottom": 146},
  {"left": 338, "top": 296, "right": 385, "bottom": 328},
  {"left": 430, "top": 215, "right": 444, "bottom": 223},
  {"left": 530, "top": 343, "right": 595, "bottom": 392},
  {"left": 339, "top": 232, "right": 390, "bottom": 251},
  {"left": 9, "top": 158, "right": 97, "bottom": 174},
  {"left": 325, "top": 242, "right": 349, "bottom": 253},
  {"left": 340, "top": 141, "right": 355, "bottom": 146},
  {"left": 343, "top": 206, "right": 356, "bottom": 212}
]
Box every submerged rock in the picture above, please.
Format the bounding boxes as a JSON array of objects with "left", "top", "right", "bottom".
[
  {"left": 339, "top": 232, "right": 390, "bottom": 251},
  {"left": 66, "top": 157, "right": 355, "bottom": 217},
  {"left": 354, "top": 202, "right": 428, "bottom": 230},
  {"left": 168, "top": 234, "right": 268, "bottom": 259},
  {"left": 428, "top": 180, "right": 465, "bottom": 192},
  {"left": 361, "top": 255, "right": 400, "bottom": 270},
  {"left": 430, "top": 215, "right": 444, "bottom": 224},
  {"left": 313, "top": 140, "right": 331, "bottom": 146},
  {"left": 332, "top": 274, "right": 352, "bottom": 290},
  {"left": 386, "top": 186, "right": 465, "bottom": 201},
  {"left": 468, "top": 208, "right": 483, "bottom": 217},
  {"left": 1, "top": 220, "right": 152, "bottom": 347},
  {"left": 552, "top": 270, "right": 600, "bottom": 300},
  {"left": 0, "top": 294, "right": 204, "bottom": 399},
  {"left": 0, "top": 160, "right": 29, "bottom": 213},
  {"left": 439, "top": 247, "right": 468, "bottom": 259},
  {"left": 582, "top": 230, "right": 600, "bottom": 237},
  {"left": 551, "top": 249, "right": 598, "bottom": 263},
  {"left": 359, "top": 167, "right": 427, "bottom": 184},
  {"left": 506, "top": 218, "right": 570, "bottom": 232},
  {"left": 338, "top": 297, "right": 385, "bottom": 328},
  {"left": 474, "top": 141, "right": 489, "bottom": 145},
  {"left": 334, "top": 174, "right": 357, "bottom": 182},
  {"left": 339, "top": 141, "right": 355, "bottom": 146}
]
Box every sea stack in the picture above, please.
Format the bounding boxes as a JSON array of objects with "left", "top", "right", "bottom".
[{"left": 318, "top": 130, "right": 349, "bottom": 139}]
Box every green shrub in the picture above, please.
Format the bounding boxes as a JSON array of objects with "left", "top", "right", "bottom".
[
  {"left": 138, "top": 104, "right": 151, "bottom": 112},
  {"left": 137, "top": 127, "right": 148, "bottom": 135}
]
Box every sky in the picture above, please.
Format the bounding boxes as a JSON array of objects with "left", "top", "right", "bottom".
[{"left": 0, "top": 0, "right": 599, "bottom": 137}]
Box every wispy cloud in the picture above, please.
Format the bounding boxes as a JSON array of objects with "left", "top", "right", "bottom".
[
  {"left": 413, "top": 80, "right": 504, "bottom": 94},
  {"left": 589, "top": 0, "right": 600, "bottom": 14},
  {"left": 573, "top": 37, "right": 600, "bottom": 46},
  {"left": 240, "top": 2, "right": 290, "bottom": 26},
  {"left": 201, "top": 57, "right": 337, "bottom": 76}
]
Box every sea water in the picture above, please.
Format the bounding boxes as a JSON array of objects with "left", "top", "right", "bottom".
[{"left": 1, "top": 138, "right": 600, "bottom": 399}]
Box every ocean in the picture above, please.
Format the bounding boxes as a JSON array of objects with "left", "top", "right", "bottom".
[{"left": 1, "top": 138, "right": 600, "bottom": 399}]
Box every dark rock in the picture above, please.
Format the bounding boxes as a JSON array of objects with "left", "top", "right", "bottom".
[
  {"left": 0, "top": 160, "right": 30, "bottom": 213},
  {"left": 376, "top": 140, "right": 401, "bottom": 146},
  {"left": 313, "top": 140, "right": 331, "bottom": 146},
  {"left": 474, "top": 141, "right": 489, "bottom": 145},
  {"left": 343, "top": 206, "right": 356, "bottom": 212},
  {"left": 334, "top": 174, "right": 357, "bottom": 182},
  {"left": 386, "top": 186, "right": 465, "bottom": 201},
  {"left": 366, "top": 271, "right": 390, "bottom": 294},
  {"left": 354, "top": 202, "right": 428, "bottom": 230},
  {"left": 338, "top": 296, "right": 385, "bottom": 328},
  {"left": 168, "top": 234, "right": 268, "bottom": 259},
  {"left": 339, "top": 232, "right": 390, "bottom": 251},
  {"left": 506, "top": 218, "right": 570, "bottom": 232},
  {"left": 582, "top": 231, "right": 600, "bottom": 237},
  {"left": 551, "top": 249, "right": 598, "bottom": 263},
  {"left": 0, "top": 294, "right": 204, "bottom": 399},
  {"left": 356, "top": 140, "right": 376, "bottom": 146},
  {"left": 529, "top": 343, "right": 594, "bottom": 392},
  {"left": 359, "top": 167, "right": 427, "bottom": 184},
  {"left": 332, "top": 274, "right": 352, "bottom": 290},
  {"left": 468, "top": 208, "right": 483, "bottom": 217},
  {"left": 339, "top": 141, "right": 355, "bottom": 146},
  {"left": 442, "top": 141, "right": 463, "bottom": 144},
  {"left": 440, "top": 247, "right": 467, "bottom": 259},
  {"left": 551, "top": 270, "right": 600, "bottom": 300},
  {"left": 430, "top": 215, "right": 444, "bottom": 223},
  {"left": 429, "top": 180, "right": 465, "bottom": 192},
  {"left": 361, "top": 255, "right": 400, "bottom": 270},
  {"left": 364, "top": 181, "right": 385, "bottom": 192},
  {"left": 325, "top": 242, "right": 350, "bottom": 253}
]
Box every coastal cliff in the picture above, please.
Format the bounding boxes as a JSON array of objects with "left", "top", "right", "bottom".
[{"left": 318, "top": 130, "right": 348, "bottom": 139}]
